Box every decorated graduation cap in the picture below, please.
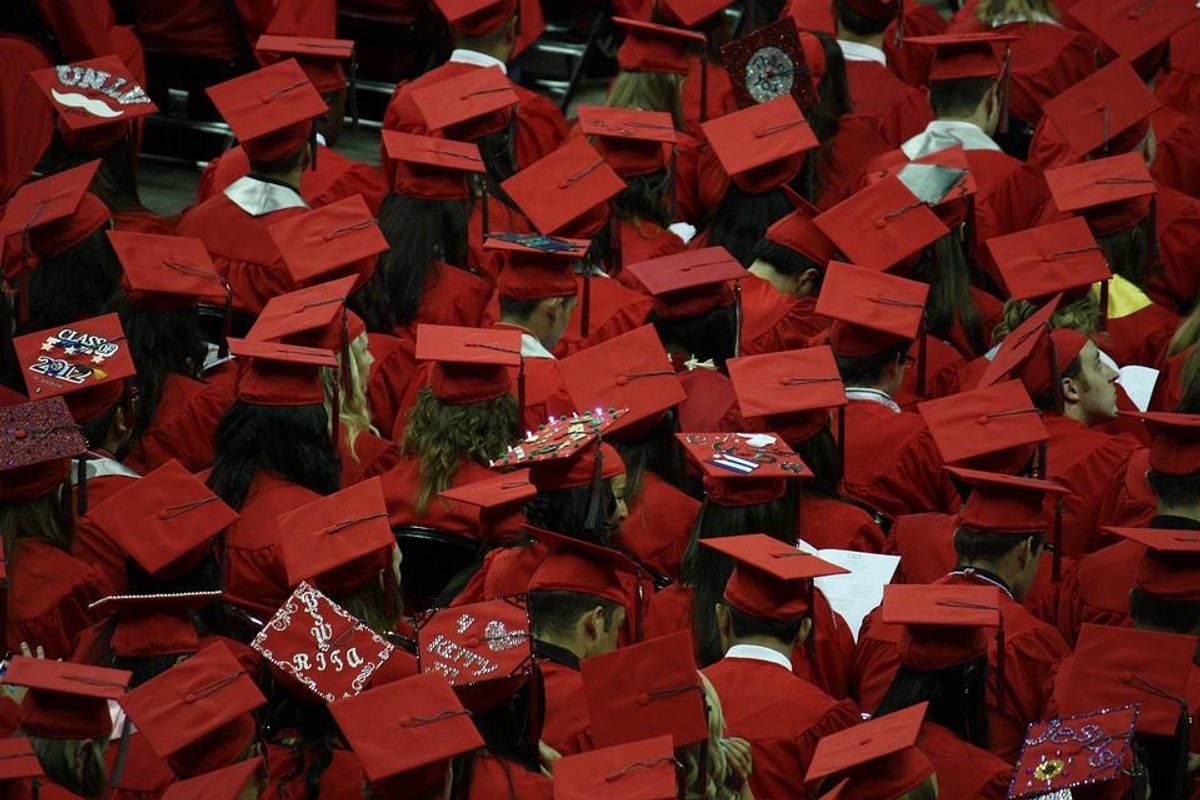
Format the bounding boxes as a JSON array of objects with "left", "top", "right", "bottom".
[
  {"left": 727, "top": 346, "right": 846, "bottom": 446},
  {"left": 4, "top": 656, "right": 130, "bottom": 739},
  {"left": 432, "top": 0, "right": 517, "bottom": 36},
  {"left": 882, "top": 584, "right": 1001, "bottom": 672},
  {"left": 1038, "top": 59, "right": 1159, "bottom": 160},
  {"left": 581, "top": 629, "right": 708, "bottom": 747},
  {"left": 330, "top": 672, "right": 483, "bottom": 792},
  {"left": 721, "top": 18, "right": 819, "bottom": 111},
  {"left": 677, "top": 430, "right": 812, "bottom": 506},
  {"left": 228, "top": 337, "right": 335, "bottom": 408},
  {"left": 160, "top": 758, "right": 263, "bottom": 800},
  {"left": 557, "top": 324, "right": 686, "bottom": 438},
  {"left": 500, "top": 138, "right": 626, "bottom": 237},
  {"left": 817, "top": 260, "right": 928, "bottom": 359},
  {"left": 625, "top": 247, "right": 745, "bottom": 337},
  {"left": 527, "top": 525, "right": 640, "bottom": 606},
  {"left": 87, "top": 458, "right": 238, "bottom": 578},
  {"left": 702, "top": 533, "right": 847, "bottom": 619},
  {"left": 614, "top": 16, "right": 706, "bottom": 75},
  {"left": 701, "top": 95, "right": 818, "bottom": 194},
  {"left": 120, "top": 640, "right": 267, "bottom": 777},
  {"left": 553, "top": 736, "right": 677, "bottom": 800},
  {"left": 206, "top": 60, "right": 328, "bottom": 164},
  {"left": 804, "top": 703, "right": 935, "bottom": 800},
  {"left": 578, "top": 105, "right": 677, "bottom": 178},
  {"left": 29, "top": 56, "right": 157, "bottom": 153},
  {"left": 267, "top": 194, "right": 387, "bottom": 288},
  {"left": 438, "top": 469, "right": 537, "bottom": 540},
  {"left": 1054, "top": 623, "right": 1193, "bottom": 737},
  {"left": 0, "top": 397, "right": 85, "bottom": 503},
  {"left": 869, "top": 145, "right": 978, "bottom": 230},
  {"left": 88, "top": 591, "right": 223, "bottom": 659},
  {"left": 382, "top": 129, "right": 485, "bottom": 200},
  {"left": 415, "top": 322, "right": 521, "bottom": 406},
  {"left": 1135, "top": 411, "right": 1200, "bottom": 476},
  {"left": 949, "top": 466, "right": 1066, "bottom": 535},
  {"left": 1106, "top": 526, "right": 1200, "bottom": 602},
  {"left": 1068, "top": 0, "right": 1199, "bottom": 69},
  {"left": 410, "top": 66, "right": 518, "bottom": 140},
  {"left": 1008, "top": 705, "right": 1139, "bottom": 799},
  {"left": 488, "top": 233, "right": 589, "bottom": 302},
  {"left": 917, "top": 379, "right": 1047, "bottom": 475},
  {"left": 814, "top": 174, "right": 949, "bottom": 272},
  {"left": 252, "top": 581, "right": 394, "bottom": 703}
]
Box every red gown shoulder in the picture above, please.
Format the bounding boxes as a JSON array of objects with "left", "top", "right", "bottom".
[
  {"left": 7, "top": 539, "right": 105, "bottom": 659},
  {"left": 614, "top": 472, "right": 701, "bottom": 582}
]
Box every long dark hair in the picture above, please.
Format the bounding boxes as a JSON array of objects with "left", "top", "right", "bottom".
[
  {"left": 376, "top": 192, "right": 472, "bottom": 327},
  {"left": 913, "top": 233, "right": 988, "bottom": 356},
  {"left": 874, "top": 658, "right": 991, "bottom": 750},
  {"left": 1097, "top": 217, "right": 1157, "bottom": 290},
  {"left": 22, "top": 228, "right": 122, "bottom": 334},
  {"left": 794, "top": 425, "right": 843, "bottom": 499},
  {"left": 705, "top": 183, "right": 794, "bottom": 267},
  {"left": 46, "top": 132, "right": 148, "bottom": 214},
  {"left": 207, "top": 402, "right": 340, "bottom": 509},
  {"left": 648, "top": 305, "right": 738, "bottom": 370},
  {"left": 523, "top": 480, "right": 618, "bottom": 548},
  {"left": 592, "top": 169, "right": 676, "bottom": 271},
  {"left": 609, "top": 412, "right": 680, "bottom": 502},
  {"left": 261, "top": 696, "right": 341, "bottom": 800}
]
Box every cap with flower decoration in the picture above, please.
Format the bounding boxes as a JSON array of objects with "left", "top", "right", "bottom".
[
  {"left": 1008, "top": 704, "right": 1139, "bottom": 799},
  {"left": 727, "top": 346, "right": 845, "bottom": 445},
  {"left": 917, "top": 380, "right": 1047, "bottom": 472},
  {"left": 882, "top": 584, "right": 1001, "bottom": 672},
  {"left": 0, "top": 397, "right": 85, "bottom": 502},
  {"left": 701, "top": 96, "right": 819, "bottom": 194},
  {"left": 488, "top": 233, "right": 590, "bottom": 300},
  {"left": 1045, "top": 152, "right": 1157, "bottom": 237},
  {"left": 88, "top": 590, "right": 223, "bottom": 659},
  {"left": 410, "top": 67, "right": 517, "bottom": 138},
  {"left": 252, "top": 581, "right": 394, "bottom": 702},
  {"left": 267, "top": 194, "right": 386, "bottom": 288},
  {"left": 107, "top": 230, "right": 230, "bottom": 311},
  {"left": 87, "top": 458, "right": 238, "bottom": 578},
  {"left": 491, "top": 408, "right": 627, "bottom": 502},
  {"left": 160, "top": 758, "right": 263, "bottom": 800},
  {"left": 1068, "top": 0, "right": 1199, "bottom": 66},
  {"left": 206, "top": 60, "right": 327, "bottom": 162},
  {"left": 29, "top": 56, "right": 157, "bottom": 153},
  {"left": 624, "top": 246, "right": 744, "bottom": 321},
  {"left": 228, "top": 337, "right": 335, "bottom": 407},
  {"left": 1038, "top": 59, "right": 1159, "bottom": 160},
  {"left": 415, "top": 323, "right": 521, "bottom": 405},
  {"left": 431, "top": 0, "right": 517, "bottom": 36},
  {"left": 614, "top": 17, "right": 706, "bottom": 75},
  {"left": 721, "top": 18, "right": 820, "bottom": 111},
  {"left": 949, "top": 466, "right": 1067, "bottom": 534},
  {"left": 4, "top": 657, "right": 130, "bottom": 740},
  {"left": 581, "top": 629, "right": 708, "bottom": 748},
  {"left": 1105, "top": 526, "right": 1200, "bottom": 602},
  {"left": 986, "top": 218, "right": 1110, "bottom": 311},
  {"left": 500, "top": 138, "right": 626, "bottom": 237},
  {"left": 1132, "top": 411, "right": 1200, "bottom": 476},
  {"left": 678, "top": 431, "right": 812, "bottom": 506},
  {"left": 702, "top": 533, "right": 848, "bottom": 620},
  {"left": 382, "top": 130, "right": 484, "bottom": 200},
  {"left": 554, "top": 736, "right": 677, "bottom": 800},
  {"left": 578, "top": 106, "right": 677, "bottom": 178},
  {"left": 527, "top": 525, "right": 640, "bottom": 607},
  {"left": 817, "top": 261, "right": 928, "bottom": 356},
  {"left": 804, "top": 703, "right": 935, "bottom": 800}
]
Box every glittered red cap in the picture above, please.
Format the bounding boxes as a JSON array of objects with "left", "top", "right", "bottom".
[
  {"left": 703, "top": 533, "right": 847, "bottom": 619},
  {"left": 29, "top": 56, "right": 157, "bottom": 153},
  {"left": 1009, "top": 705, "right": 1138, "bottom": 799},
  {"left": 0, "top": 397, "right": 85, "bottom": 502}
]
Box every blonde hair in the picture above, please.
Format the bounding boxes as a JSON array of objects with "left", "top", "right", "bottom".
[
  {"left": 679, "top": 672, "right": 742, "bottom": 800},
  {"left": 992, "top": 296, "right": 1101, "bottom": 343},
  {"left": 607, "top": 71, "right": 685, "bottom": 130},
  {"left": 976, "top": 0, "right": 1058, "bottom": 25},
  {"left": 322, "top": 332, "right": 378, "bottom": 463}
]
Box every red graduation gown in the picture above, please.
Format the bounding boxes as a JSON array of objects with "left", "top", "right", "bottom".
[
  {"left": 122, "top": 362, "right": 239, "bottom": 475},
  {"left": 380, "top": 456, "right": 524, "bottom": 542},
  {"left": 1150, "top": 106, "right": 1200, "bottom": 199},
  {"left": 738, "top": 277, "right": 829, "bottom": 357},
  {"left": 962, "top": 148, "right": 1051, "bottom": 258},
  {"left": 853, "top": 571, "right": 1070, "bottom": 762},
  {"left": 1051, "top": 540, "right": 1138, "bottom": 647},
  {"left": 466, "top": 754, "right": 553, "bottom": 800},
  {"left": 812, "top": 113, "right": 895, "bottom": 211},
  {"left": 614, "top": 472, "right": 701, "bottom": 582},
  {"left": 1144, "top": 185, "right": 1200, "bottom": 315},
  {"left": 7, "top": 540, "right": 105, "bottom": 659},
  {"left": 918, "top": 722, "right": 1011, "bottom": 800},
  {"left": 111, "top": 208, "right": 174, "bottom": 235},
  {"left": 799, "top": 494, "right": 888, "bottom": 554},
  {"left": 106, "top": 731, "right": 176, "bottom": 800},
  {"left": 615, "top": 218, "right": 686, "bottom": 272},
  {"left": 263, "top": 745, "right": 365, "bottom": 800},
  {"left": 339, "top": 429, "right": 403, "bottom": 488},
  {"left": 409, "top": 262, "right": 494, "bottom": 332},
  {"left": 365, "top": 331, "right": 416, "bottom": 436},
  {"left": 538, "top": 656, "right": 590, "bottom": 757},
  {"left": 842, "top": 59, "right": 933, "bottom": 149},
  {"left": 130, "top": 0, "right": 273, "bottom": 60},
  {"left": 198, "top": 144, "right": 389, "bottom": 216},
  {"left": 680, "top": 54, "right": 738, "bottom": 136},
  {"left": 677, "top": 367, "right": 748, "bottom": 433},
  {"left": 553, "top": 274, "right": 653, "bottom": 359},
  {"left": 1155, "top": 24, "right": 1200, "bottom": 117},
  {"left": 1095, "top": 447, "right": 1156, "bottom": 531},
  {"left": 703, "top": 655, "right": 861, "bottom": 800}
]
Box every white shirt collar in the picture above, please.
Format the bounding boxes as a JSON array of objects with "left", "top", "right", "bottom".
[
  {"left": 724, "top": 644, "right": 794, "bottom": 672},
  {"left": 902, "top": 120, "right": 1001, "bottom": 159},
  {"left": 837, "top": 40, "right": 887, "bottom": 67},
  {"left": 449, "top": 49, "right": 508, "bottom": 75},
  {"left": 223, "top": 175, "right": 307, "bottom": 217},
  {"left": 520, "top": 332, "right": 555, "bottom": 360},
  {"left": 845, "top": 387, "right": 901, "bottom": 413}
]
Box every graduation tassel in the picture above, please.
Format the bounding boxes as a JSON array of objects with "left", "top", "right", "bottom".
[
  {"left": 583, "top": 436, "right": 606, "bottom": 538},
  {"left": 1098, "top": 277, "right": 1109, "bottom": 333},
  {"left": 517, "top": 358, "right": 527, "bottom": 432},
  {"left": 1036, "top": 439, "right": 1047, "bottom": 480},
  {"left": 348, "top": 50, "right": 359, "bottom": 131},
  {"left": 480, "top": 181, "right": 491, "bottom": 245},
  {"left": 916, "top": 316, "right": 928, "bottom": 399},
  {"left": 218, "top": 281, "right": 233, "bottom": 360},
  {"left": 733, "top": 279, "right": 743, "bottom": 359},
  {"left": 581, "top": 269, "right": 593, "bottom": 339},
  {"left": 75, "top": 455, "right": 88, "bottom": 516},
  {"left": 836, "top": 406, "right": 846, "bottom": 464},
  {"left": 993, "top": 626, "right": 1006, "bottom": 714},
  {"left": 997, "top": 45, "right": 1012, "bottom": 135},
  {"left": 309, "top": 120, "right": 319, "bottom": 172}
]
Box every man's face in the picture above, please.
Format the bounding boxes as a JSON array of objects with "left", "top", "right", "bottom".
[{"left": 1068, "top": 341, "right": 1119, "bottom": 424}]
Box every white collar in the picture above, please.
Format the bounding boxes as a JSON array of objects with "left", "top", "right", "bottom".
[
  {"left": 837, "top": 40, "right": 887, "bottom": 67},
  {"left": 845, "top": 387, "right": 901, "bottom": 413},
  {"left": 449, "top": 49, "right": 508, "bottom": 75},
  {"left": 902, "top": 120, "right": 1001, "bottom": 159},
  {"left": 223, "top": 176, "right": 307, "bottom": 217},
  {"left": 724, "top": 644, "right": 793, "bottom": 672},
  {"left": 69, "top": 455, "right": 140, "bottom": 485},
  {"left": 520, "top": 332, "right": 555, "bottom": 360}
]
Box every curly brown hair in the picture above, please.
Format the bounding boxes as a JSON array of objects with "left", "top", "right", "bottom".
[{"left": 400, "top": 388, "right": 519, "bottom": 514}]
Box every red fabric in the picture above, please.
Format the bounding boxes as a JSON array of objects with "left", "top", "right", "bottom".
[
  {"left": 739, "top": 277, "right": 829, "bottom": 357},
  {"left": 131, "top": 0, "right": 274, "bottom": 61},
  {"left": 123, "top": 363, "right": 239, "bottom": 475},
  {"left": 553, "top": 274, "right": 653, "bottom": 359},
  {"left": 7, "top": 539, "right": 105, "bottom": 659},
  {"left": 106, "top": 732, "right": 176, "bottom": 800},
  {"left": 539, "top": 660, "right": 591, "bottom": 757},
  {"left": 842, "top": 60, "right": 933, "bottom": 149},
  {"left": 465, "top": 754, "right": 553, "bottom": 799},
  {"left": 799, "top": 494, "right": 887, "bottom": 554},
  {"left": 262, "top": 745, "right": 365, "bottom": 800},
  {"left": 1051, "top": 539, "right": 1139, "bottom": 647},
  {"left": 34, "top": 0, "right": 118, "bottom": 62},
  {"left": 1102, "top": 301, "right": 1181, "bottom": 369},
  {"left": 1150, "top": 107, "right": 1200, "bottom": 199},
  {"left": 1096, "top": 447, "right": 1157, "bottom": 530},
  {"left": 468, "top": 193, "right": 534, "bottom": 281},
  {"left": 812, "top": 113, "right": 894, "bottom": 210},
  {"left": 1152, "top": 343, "right": 1192, "bottom": 413},
  {"left": 111, "top": 208, "right": 175, "bottom": 235},
  {"left": 895, "top": 334, "right": 970, "bottom": 408},
  {"left": 365, "top": 332, "right": 416, "bottom": 436},
  {"left": 340, "top": 430, "right": 403, "bottom": 488},
  {"left": 678, "top": 368, "right": 747, "bottom": 433},
  {"left": 674, "top": 132, "right": 705, "bottom": 224},
  {"left": 958, "top": 149, "right": 1051, "bottom": 261},
  {"left": 613, "top": 472, "right": 701, "bottom": 582},
  {"left": 412, "top": 263, "right": 494, "bottom": 331},
  {"left": 0, "top": 35, "right": 54, "bottom": 202},
  {"left": 800, "top": 589, "right": 859, "bottom": 701},
  {"left": 854, "top": 572, "right": 1070, "bottom": 763},
  {"left": 616, "top": 218, "right": 687, "bottom": 274},
  {"left": 73, "top": 473, "right": 141, "bottom": 596},
  {"left": 703, "top": 656, "right": 861, "bottom": 800},
  {"left": 1143, "top": 185, "right": 1200, "bottom": 314},
  {"left": 917, "top": 722, "right": 1010, "bottom": 800},
  {"left": 1155, "top": 24, "right": 1200, "bottom": 117},
  {"left": 380, "top": 457, "right": 524, "bottom": 542},
  {"left": 643, "top": 582, "right": 693, "bottom": 642},
  {"left": 680, "top": 54, "right": 738, "bottom": 136}
]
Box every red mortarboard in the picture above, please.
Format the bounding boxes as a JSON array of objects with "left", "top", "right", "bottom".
[
  {"left": 0, "top": 738, "right": 43, "bottom": 784},
  {"left": 614, "top": 17, "right": 706, "bottom": 75},
  {"left": 764, "top": 200, "right": 836, "bottom": 266},
  {"left": 578, "top": 105, "right": 676, "bottom": 178},
  {"left": 813, "top": 175, "right": 949, "bottom": 271},
  {"left": 29, "top": 57, "right": 156, "bottom": 152},
  {"left": 1009, "top": 705, "right": 1138, "bottom": 799},
  {"left": 553, "top": 736, "right": 677, "bottom": 800},
  {"left": 252, "top": 581, "right": 395, "bottom": 702},
  {"left": 490, "top": 409, "right": 628, "bottom": 492},
  {"left": 267, "top": 194, "right": 386, "bottom": 288},
  {"left": 701, "top": 96, "right": 818, "bottom": 194},
  {"left": 557, "top": 325, "right": 685, "bottom": 437},
  {"left": 869, "top": 146, "right": 977, "bottom": 229},
  {"left": 247, "top": 276, "right": 357, "bottom": 351},
  {"left": 721, "top": 18, "right": 820, "bottom": 111},
  {"left": 0, "top": 397, "right": 85, "bottom": 502},
  {"left": 1135, "top": 411, "right": 1200, "bottom": 475},
  {"left": 882, "top": 584, "right": 1000, "bottom": 671},
  {"left": 108, "top": 231, "right": 229, "bottom": 311},
  {"left": 488, "top": 233, "right": 589, "bottom": 300},
  {"left": 500, "top": 138, "right": 626, "bottom": 236},
  {"left": 87, "top": 459, "right": 238, "bottom": 577},
  {"left": 624, "top": 246, "right": 744, "bottom": 320},
  {"left": 1038, "top": 59, "right": 1158, "bottom": 159},
  {"left": 382, "top": 130, "right": 484, "bottom": 200},
  {"left": 409, "top": 67, "right": 517, "bottom": 137},
  {"left": 330, "top": 672, "right": 483, "bottom": 784},
  {"left": 89, "top": 591, "right": 222, "bottom": 659},
  {"left": 917, "top": 380, "right": 1047, "bottom": 468},
  {"left": 839, "top": 0, "right": 901, "bottom": 19},
  {"left": 527, "top": 525, "right": 640, "bottom": 606},
  {"left": 160, "top": 758, "right": 263, "bottom": 800},
  {"left": 702, "top": 533, "right": 848, "bottom": 619},
  {"left": 1016, "top": 328, "right": 1090, "bottom": 398},
  {"left": 659, "top": 0, "right": 732, "bottom": 28},
  {"left": 5, "top": 657, "right": 129, "bottom": 739},
  {"left": 415, "top": 323, "right": 520, "bottom": 405},
  {"left": 986, "top": 218, "right": 1110, "bottom": 302},
  {"left": 1044, "top": 152, "right": 1156, "bottom": 236},
  {"left": 431, "top": 0, "right": 517, "bottom": 37},
  {"left": 439, "top": 469, "right": 536, "bottom": 509},
  {"left": 1055, "top": 623, "right": 1194, "bottom": 736},
  {"left": 903, "top": 32, "right": 1016, "bottom": 81},
  {"left": 949, "top": 466, "right": 1067, "bottom": 534},
  {"left": 2, "top": 161, "right": 109, "bottom": 260},
  {"left": 580, "top": 629, "right": 708, "bottom": 747},
  {"left": 277, "top": 477, "right": 394, "bottom": 596},
  {"left": 119, "top": 641, "right": 267, "bottom": 767},
  {"left": 677, "top": 431, "right": 812, "bottom": 506},
  {"left": 727, "top": 346, "right": 845, "bottom": 444},
  {"left": 1107, "top": 526, "right": 1200, "bottom": 602},
  {"left": 817, "top": 261, "right": 928, "bottom": 356},
  {"left": 13, "top": 313, "right": 135, "bottom": 424},
  {"left": 805, "top": 703, "right": 934, "bottom": 800},
  {"left": 255, "top": 34, "right": 353, "bottom": 94},
  {"left": 1068, "top": 0, "right": 1199, "bottom": 64},
  {"left": 205, "top": 60, "right": 327, "bottom": 162},
  {"left": 228, "top": 337, "right": 335, "bottom": 407},
  {"left": 977, "top": 294, "right": 1062, "bottom": 390}
]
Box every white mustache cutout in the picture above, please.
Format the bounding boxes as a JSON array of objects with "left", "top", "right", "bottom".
[{"left": 50, "top": 89, "right": 124, "bottom": 119}]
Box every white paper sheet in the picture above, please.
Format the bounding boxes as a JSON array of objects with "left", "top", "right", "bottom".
[
  {"left": 797, "top": 540, "right": 899, "bottom": 642},
  {"left": 1097, "top": 350, "right": 1159, "bottom": 413}
]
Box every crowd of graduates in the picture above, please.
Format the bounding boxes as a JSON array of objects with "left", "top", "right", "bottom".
[{"left": 4, "top": 0, "right": 1200, "bottom": 797}]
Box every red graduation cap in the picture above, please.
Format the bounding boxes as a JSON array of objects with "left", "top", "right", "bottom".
[
  {"left": 29, "top": 56, "right": 157, "bottom": 152},
  {"left": 701, "top": 95, "right": 819, "bottom": 194},
  {"left": 659, "top": 0, "right": 732, "bottom": 28},
  {"left": 251, "top": 581, "right": 395, "bottom": 702},
  {"left": 431, "top": 0, "right": 517, "bottom": 37},
  {"left": 501, "top": 138, "right": 626, "bottom": 236},
  {"left": 677, "top": 430, "right": 812, "bottom": 506},
  {"left": 1055, "top": 623, "right": 1194, "bottom": 736},
  {"left": 108, "top": 230, "right": 229, "bottom": 311},
  {"left": 409, "top": 66, "right": 517, "bottom": 137},
  {"left": 614, "top": 16, "right": 706, "bottom": 75},
  {"left": 882, "top": 584, "right": 1000, "bottom": 672},
  {"left": 868, "top": 146, "right": 978, "bottom": 229},
  {"left": 1009, "top": 705, "right": 1138, "bottom": 799},
  {"left": 813, "top": 175, "right": 949, "bottom": 272},
  {"left": 727, "top": 346, "right": 846, "bottom": 445},
  {"left": 488, "top": 233, "right": 589, "bottom": 301},
  {"left": 839, "top": 0, "right": 902, "bottom": 20},
  {"left": 267, "top": 194, "right": 387, "bottom": 288},
  {"left": 205, "top": 60, "right": 327, "bottom": 162},
  {"left": 255, "top": 34, "right": 354, "bottom": 95},
  {"left": 917, "top": 379, "right": 1047, "bottom": 471},
  {"left": 702, "top": 533, "right": 848, "bottom": 619},
  {"left": 985, "top": 217, "right": 1110, "bottom": 302},
  {"left": 949, "top": 466, "right": 1067, "bottom": 534},
  {"left": 247, "top": 276, "right": 358, "bottom": 352},
  {"left": 1068, "top": 0, "right": 1199, "bottom": 64},
  {"left": 527, "top": 525, "right": 640, "bottom": 606},
  {"left": 1044, "top": 151, "right": 1157, "bottom": 237},
  {"left": 277, "top": 477, "right": 395, "bottom": 596},
  {"left": 977, "top": 294, "right": 1062, "bottom": 390},
  {"left": 1106, "top": 526, "right": 1200, "bottom": 602},
  {"left": 904, "top": 32, "right": 1016, "bottom": 80},
  {"left": 578, "top": 105, "right": 677, "bottom": 178},
  {"left": 1135, "top": 411, "right": 1200, "bottom": 475},
  {"left": 1038, "top": 59, "right": 1159, "bottom": 159},
  {"left": 764, "top": 200, "right": 836, "bottom": 266},
  {"left": 382, "top": 130, "right": 484, "bottom": 200},
  {"left": 437, "top": 469, "right": 537, "bottom": 535},
  {"left": 553, "top": 736, "right": 677, "bottom": 800},
  {"left": 817, "top": 261, "right": 928, "bottom": 356},
  {"left": 88, "top": 590, "right": 222, "bottom": 659},
  {"left": 580, "top": 629, "right": 708, "bottom": 748},
  {"left": 160, "top": 758, "right": 263, "bottom": 800},
  {"left": 0, "top": 397, "right": 85, "bottom": 503},
  {"left": 228, "top": 337, "right": 335, "bottom": 407},
  {"left": 624, "top": 246, "right": 744, "bottom": 320},
  {"left": 415, "top": 323, "right": 521, "bottom": 405},
  {"left": 4, "top": 657, "right": 130, "bottom": 739},
  {"left": 0, "top": 738, "right": 43, "bottom": 784},
  {"left": 329, "top": 672, "right": 484, "bottom": 785},
  {"left": 804, "top": 703, "right": 934, "bottom": 800},
  {"left": 721, "top": 18, "right": 820, "bottom": 111},
  {"left": 557, "top": 324, "right": 685, "bottom": 437},
  {"left": 87, "top": 458, "right": 238, "bottom": 577}
]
